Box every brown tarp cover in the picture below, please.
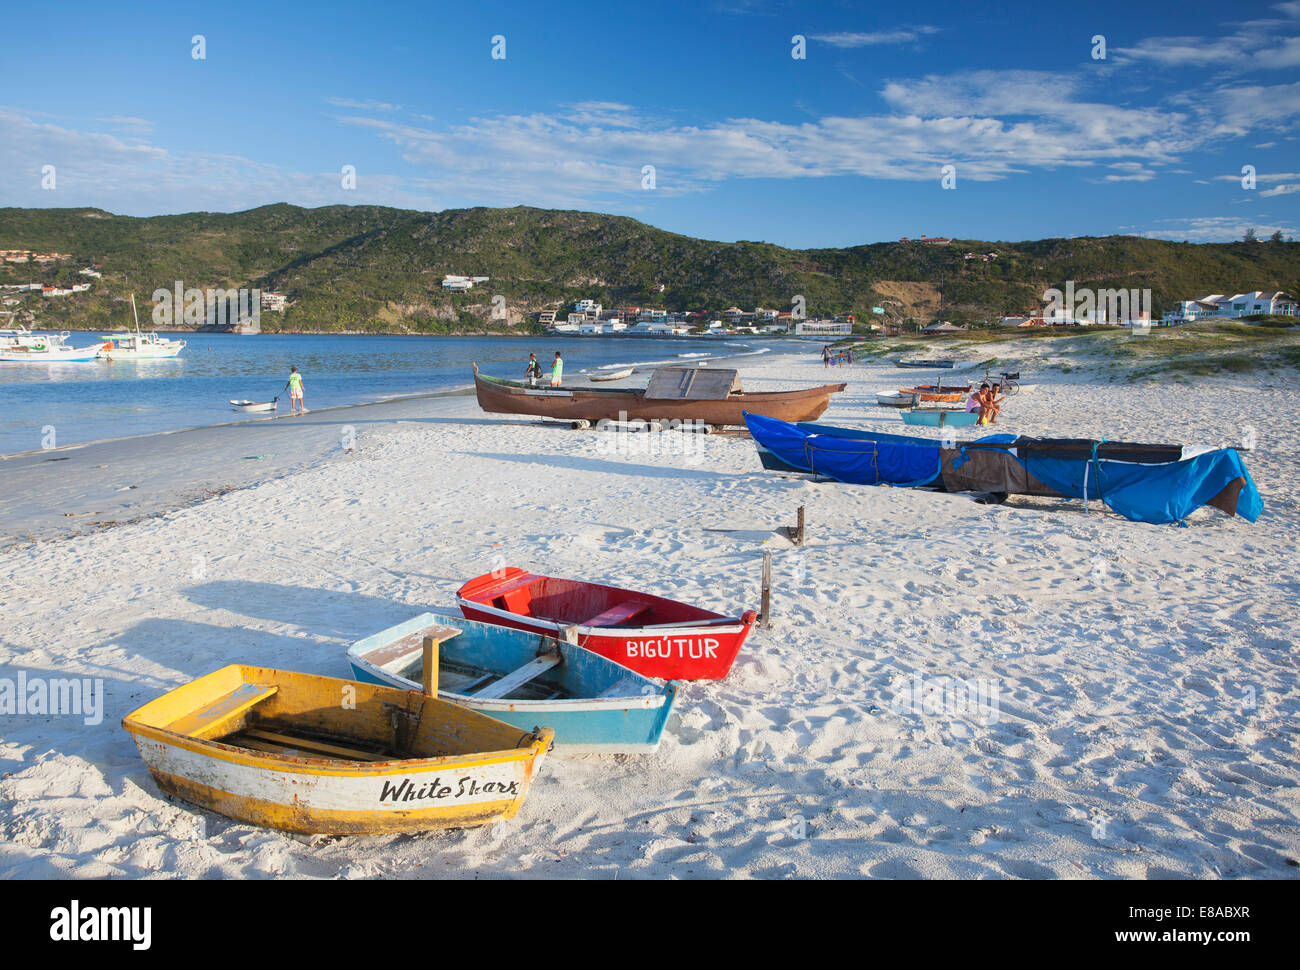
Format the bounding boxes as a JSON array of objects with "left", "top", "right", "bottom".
[{"left": 939, "top": 447, "right": 1064, "bottom": 497}]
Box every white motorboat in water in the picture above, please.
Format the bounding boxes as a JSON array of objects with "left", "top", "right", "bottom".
[
  {"left": 0, "top": 327, "right": 109, "bottom": 363},
  {"left": 98, "top": 295, "right": 186, "bottom": 359}
]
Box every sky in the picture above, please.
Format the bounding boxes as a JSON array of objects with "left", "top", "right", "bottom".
[{"left": 1, "top": 0, "right": 1298, "bottom": 248}]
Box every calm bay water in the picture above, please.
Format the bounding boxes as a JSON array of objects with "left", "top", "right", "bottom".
[{"left": 0, "top": 332, "right": 767, "bottom": 455}]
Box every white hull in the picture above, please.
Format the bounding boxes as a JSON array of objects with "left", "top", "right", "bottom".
[
  {"left": 591, "top": 367, "right": 634, "bottom": 381},
  {"left": 231, "top": 400, "right": 277, "bottom": 412}
]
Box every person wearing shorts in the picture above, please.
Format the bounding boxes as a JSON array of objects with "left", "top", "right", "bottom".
[
  {"left": 551, "top": 352, "right": 563, "bottom": 387},
  {"left": 286, "top": 366, "right": 305, "bottom": 415}
]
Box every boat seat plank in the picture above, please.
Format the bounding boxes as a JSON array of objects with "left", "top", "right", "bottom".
[
  {"left": 367, "top": 626, "right": 463, "bottom": 673},
  {"left": 474, "top": 654, "right": 562, "bottom": 700},
  {"left": 596, "top": 677, "right": 641, "bottom": 699},
  {"left": 583, "top": 600, "right": 652, "bottom": 628},
  {"left": 165, "top": 683, "right": 278, "bottom": 738},
  {"left": 437, "top": 670, "right": 494, "bottom": 694},
  {"left": 241, "top": 727, "right": 390, "bottom": 762}
]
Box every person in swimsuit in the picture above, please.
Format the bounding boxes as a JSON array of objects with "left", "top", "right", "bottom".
[
  {"left": 985, "top": 382, "right": 1005, "bottom": 424},
  {"left": 968, "top": 383, "right": 987, "bottom": 415},
  {"left": 285, "top": 366, "right": 305, "bottom": 415}
]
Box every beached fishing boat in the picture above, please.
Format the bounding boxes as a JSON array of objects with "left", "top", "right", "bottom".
[
  {"left": 122, "top": 664, "right": 553, "bottom": 835},
  {"left": 473, "top": 364, "right": 845, "bottom": 428},
  {"left": 590, "top": 367, "right": 634, "bottom": 382},
  {"left": 743, "top": 412, "right": 1264, "bottom": 525},
  {"left": 877, "top": 390, "right": 917, "bottom": 407},
  {"left": 458, "top": 568, "right": 757, "bottom": 681},
  {"left": 895, "top": 359, "right": 955, "bottom": 369},
  {"left": 902, "top": 388, "right": 965, "bottom": 403},
  {"left": 348, "top": 613, "right": 676, "bottom": 754},
  {"left": 902, "top": 408, "right": 980, "bottom": 428}
]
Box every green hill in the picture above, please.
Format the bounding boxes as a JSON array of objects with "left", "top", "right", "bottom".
[{"left": 1, "top": 204, "right": 1296, "bottom": 333}]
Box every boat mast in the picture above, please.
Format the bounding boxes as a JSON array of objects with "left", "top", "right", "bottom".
[{"left": 131, "top": 293, "right": 140, "bottom": 335}]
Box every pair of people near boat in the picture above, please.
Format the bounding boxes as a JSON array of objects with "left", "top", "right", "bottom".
[
  {"left": 525, "top": 352, "right": 563, "bottom": 386},
  {"left": 966, "top": 382, "right": 1003, "bottom": 425}
]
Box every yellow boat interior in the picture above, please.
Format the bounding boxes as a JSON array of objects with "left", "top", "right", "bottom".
[{"left": 123, "top": 664, "right": 544, "bottom": 765}]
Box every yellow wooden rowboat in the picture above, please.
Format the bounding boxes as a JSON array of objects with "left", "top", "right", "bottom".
[{"left": 122, "top": 662, "right": 553, "bottom": 835}]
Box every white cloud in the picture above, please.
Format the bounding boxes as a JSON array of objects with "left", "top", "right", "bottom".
[
  {"left": 1140, "top": 216, "right": 1297, "bottom": 242},
  {"left": 812, "top": 27, "right": 941, "bottom": 48},
  {"left": 325, "top": 97, "right": 401, "bottom": 112},
  {"left": 1261, "top": 182, "right": 1300, "bottom": 196},
  {"left": 1114, "top": 7, "right": 1300, "bottom": 71}
]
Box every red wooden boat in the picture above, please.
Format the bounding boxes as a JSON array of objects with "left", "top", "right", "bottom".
[{"left": 457, "top": 568, "right": 757, "bottom": 681}]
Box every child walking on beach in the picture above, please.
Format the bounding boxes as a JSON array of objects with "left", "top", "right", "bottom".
[
  {"left": 551, "top": 352, "right": 564, "bottom": 387},
  {"left": 285, "top": 366, "right": 306, "bottom": 415}
]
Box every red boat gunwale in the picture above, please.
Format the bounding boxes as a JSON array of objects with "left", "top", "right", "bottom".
[{"left": 456, "top": 568, "right": 757, "bottom": 681}]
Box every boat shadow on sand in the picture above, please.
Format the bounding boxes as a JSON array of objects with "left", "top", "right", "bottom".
[
  {"left": 461, "top": 451, "right": 732, "bottom": 481},
  {"left": 183, "top": 580, "right": 449, "bottom": 644}
]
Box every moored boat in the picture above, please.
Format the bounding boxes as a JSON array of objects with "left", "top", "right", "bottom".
[
  {"left": 97, "top": 294, "right": 186, "bottom": 359},
  {"left": 230, "top": 399, "right": 277, "bottom": 412},
  {"left": 0, "top": 330, "right": 109, "bottom": 362},
  {"left": 590, "top": 367, "right": 634, "bottom": 382},
  {"left": 348, "top": 613, "right": 676, "bottom": 754},
  {"left": 122, "top": 664, "right": 553, "bottom": 835},
  {"left": 473, "top": 364, "right": 845, "bottom": 428},
  {"left": 457, "top": 567, "right": 757, "bottom": 681}
]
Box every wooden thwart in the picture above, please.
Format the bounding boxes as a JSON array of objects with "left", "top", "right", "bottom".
[
  {"left": 474, "top": 654, "right": 562, "bottom": 700},
  {"left": 165, "top": 683, "right": 278, "bottom": 738},
  {"left": 240, "top": 727, "right": 390, "bottom": 762},
  {"left": 583, "top": 600, "right": 652, "bottom": 627}
]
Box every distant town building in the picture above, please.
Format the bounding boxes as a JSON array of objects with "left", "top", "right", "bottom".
[
  {"left": 261, "top": 291, "right": 289, "bottom": 311},
  {"left": 794, "top": 319, "right": 852, "bottom": 336}
]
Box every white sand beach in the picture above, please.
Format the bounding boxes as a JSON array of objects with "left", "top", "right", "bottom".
[{"left": 1, "top": 342, "right": 1298, "bottom": 879}]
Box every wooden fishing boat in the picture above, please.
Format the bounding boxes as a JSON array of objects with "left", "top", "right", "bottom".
[
  {"left": 895, "top": 359, "right": 955, "bottom": 369},
  {"left": 901, "top": 388, "right": 965, "bottom": 403},
  {"left": 590, "top": 367, "right": 634, "bottom": 382},
  {"left": 348, "top": 613, "right": 676, "bottom": 754},
  {"left": 122, "top": 664, "right": 553, "bottom": 835},
  {"left": 458, "top": 567, "right": 757, "bottom": 681},
  {"left": 902, "top": 408, "right": 980, "bottom": 428},
  {"left": 877, "top": 390, "right": 917, "bottom": 407},
  {"left": 473, "top": 364, "right": 845, "bottom": 428}
]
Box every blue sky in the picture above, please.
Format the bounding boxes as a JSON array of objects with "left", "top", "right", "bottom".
[{"left": 2, "top": 0, "right": 1298, "bottom": 247}]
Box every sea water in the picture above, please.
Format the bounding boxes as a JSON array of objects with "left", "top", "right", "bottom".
[{"left": 0, "top": 333, "right": 767, "bottom": 455}]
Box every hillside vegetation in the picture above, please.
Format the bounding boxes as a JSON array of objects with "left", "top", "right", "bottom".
[{"left": 1, "top": 204, "right": 1297, "bottom": 333}]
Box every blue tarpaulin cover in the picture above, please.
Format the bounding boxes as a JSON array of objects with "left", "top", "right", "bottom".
[
  {"left": 745, "top": 413, "right": 1264, "bottom": 525},
  {"left": 744, "top": 413, "right": 943, "bottom": 487}
]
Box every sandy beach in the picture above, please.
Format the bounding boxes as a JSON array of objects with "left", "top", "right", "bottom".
[{"left": 1, "top": 341, "right": 1298, "bottom": 879}]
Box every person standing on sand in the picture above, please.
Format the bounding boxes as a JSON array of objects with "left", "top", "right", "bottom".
[
  {"left": 284, "top": 366, "right": 306, "bottom": 415},
  {"left": 525, "top": 353, "right": 543, "bottom": 386},
  {"left": 551, "top": 351, "right": 564, "bottom": 387}
]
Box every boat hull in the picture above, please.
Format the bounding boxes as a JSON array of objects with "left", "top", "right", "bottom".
[
  {"left": 123, "top": 665, "right": 552, "bottom": 835},
  {"left": 902, "top": 409, "right": 980, "bottom": 427},
  {"left": 473, "top": 367, "right": 845, "bottom": 427},
  {"left": 458, "top": 568, "right": 757, "bottom": 680},
  {"left": 348, "top": 613, "right": 677, "bottom": 754}
]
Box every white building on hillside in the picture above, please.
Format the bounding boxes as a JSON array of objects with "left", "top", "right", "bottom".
[{"left": 795, "top": 319, "right": 852, "bottom": 336}]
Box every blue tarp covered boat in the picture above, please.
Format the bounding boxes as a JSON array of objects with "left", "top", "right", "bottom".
[{"left": 744, "top": 413, "right": 1263, "bottom": 525}]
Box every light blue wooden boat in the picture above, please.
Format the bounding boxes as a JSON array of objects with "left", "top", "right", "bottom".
[
  {"left": 901, "top": 408, "right": 980, "bottom": 428},
  {"left": 348, "top": 613, "right": 677, "bottom": 754}
]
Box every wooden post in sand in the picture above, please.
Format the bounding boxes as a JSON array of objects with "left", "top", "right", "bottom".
[
  {"left": 796, "top": 505, "right": 805, "bottom": 546},
  {"left": 422, "top": 635, "right": 439, "bottom": 696},
  {"left": 761, "top": 551, "right": 772, "bottom": 629}
]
